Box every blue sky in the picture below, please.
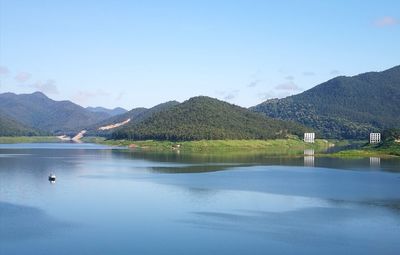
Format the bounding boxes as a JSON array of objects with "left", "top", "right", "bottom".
[{"left": 0, "top": 0, "right": 399, "bottom": 109}]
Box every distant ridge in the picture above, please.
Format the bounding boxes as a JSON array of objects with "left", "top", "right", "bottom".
[
  {"left": 0, "top": 91, "right": 111, "bottom": 134},
  {"left": 86, "top": 106, "right": 127, "bottom": 116},
  {"left": 87, "top": 101, "right": 180, "bottom": 135},
  {"left": 251, "top": 65, "right": 400, "bottom": 139}
]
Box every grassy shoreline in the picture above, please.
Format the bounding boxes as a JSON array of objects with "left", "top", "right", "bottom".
[
  {"left": 83, "top": 137, "right": 400, "bottom": 157},
  {"left": 1, "top": 136, "right": 398, "bottom": 158},
  {"left": 327, "top": 142, "right": 400, "bottom": 158},
  {"left": 83, "top": 136, "right": 333, "bottom": 154},
  {"left": 0, "top": 136, "right": 60, "bottom": 144}
]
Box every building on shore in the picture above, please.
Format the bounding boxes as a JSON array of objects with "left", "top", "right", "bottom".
[
  {"left": 304, "top": 132, "right": 315, "bottom": 143},
  {"left": 370, "top": 133, "right": 381, "bottom": 144}
]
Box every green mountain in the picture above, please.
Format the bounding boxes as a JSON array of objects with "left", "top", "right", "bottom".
[
  {"left": 0, "top": 92, "right": 111, "bottom": 134},
  {"left": 112, "top": 96, "right": 308, "bottom": 141},
  {"left": 0, "top": 111, "right": 43, "bottom": 136},
  {"left": 251, "top": 65, "right": 400, "bottom": 139}
]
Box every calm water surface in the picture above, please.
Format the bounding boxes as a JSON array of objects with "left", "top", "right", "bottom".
[{"left": 1, "top": 143, "right": 400, "bottom": 255}]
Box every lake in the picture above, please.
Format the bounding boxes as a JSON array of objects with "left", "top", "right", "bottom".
[{"left": 1, "top": 143, "right": 400, "bottom": 255}]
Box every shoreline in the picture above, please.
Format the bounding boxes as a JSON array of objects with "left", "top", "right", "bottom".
[
  {"left": 1, "top": 136, "right": 398, "bottom": 158},
  {"left": 82, "top": 136, "right": 334, "bottom": 152},
  {"left": 0, "top": 136, "right": 60, "bottom": 144}
]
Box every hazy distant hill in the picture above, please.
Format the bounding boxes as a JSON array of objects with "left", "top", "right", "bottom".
[
  {"left": 0, "top": 111, "right": 43, "bottom": 136},
  {"left": 112, "top": 96, "right": 307, "bottom": 141},
  {"left": 86, "top": 106, "right": 127, "bottom": 116},
  {"left": 88, "top": 101, "right": 179, "bottom": 135},
  {"left": 251, "top": 65, "right": 400, "bottom": 139},
  {"left": 0, "top": 92, "right": 111, "bottom": 134}
]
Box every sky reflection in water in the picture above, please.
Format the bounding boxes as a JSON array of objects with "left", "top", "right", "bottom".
[{"left": 1, "top": 143, "right": 400, "bottom": 255}]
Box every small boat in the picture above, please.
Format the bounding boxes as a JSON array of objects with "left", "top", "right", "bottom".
[{"left": 48, "top": 173, "right": 56, "bottom": 181}]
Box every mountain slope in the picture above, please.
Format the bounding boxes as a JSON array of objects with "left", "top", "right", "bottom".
[
  {"left": 87, "top": 101, "right": 180, "bottom": 135},
  {"left": 251, "top": 65, "right": 400, "bottom": 139},
  {"left": 0, "top": 92, "right": 111, "bottom": 134},
  {"left": 0, "top": 111, "right": 43, "bottom": 136},
  {"left": 112, "top": 96, "right": 307, "bottom": 141}
]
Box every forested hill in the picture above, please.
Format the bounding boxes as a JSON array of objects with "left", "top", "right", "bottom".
[
  {"left": 0, "top": 92, "right": 111, "bottom": 134},
  {"left": 0, "top": 111, "right": 43, "bottom": 136},
  {"left": 251, "top": 65, "right": 400, "bottom": 139},
  {"left": 112, "top": 96, "right": 308, "bottom": 141}
]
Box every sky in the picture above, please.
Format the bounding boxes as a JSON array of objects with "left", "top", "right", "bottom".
[{"left": 0, "top": 0, "right": 399, "bottom": 110}]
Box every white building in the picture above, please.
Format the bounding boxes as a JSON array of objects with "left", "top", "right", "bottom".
[
  {"left": 304, "top": 132, "right": 315, "bottom": 143},
  {"left": 370, "top": 133, "right": 381, "bottom": 144}
]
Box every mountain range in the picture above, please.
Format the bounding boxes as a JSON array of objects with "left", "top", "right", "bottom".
[
  {"left": 0, "top": 92, "right": 110, "bottom": 134},
  {"left": 0, "top": 65, "right": 399, "bottom": 139},
  {"left": 251, "top": 65, "right": 400, "bottom": 139}
]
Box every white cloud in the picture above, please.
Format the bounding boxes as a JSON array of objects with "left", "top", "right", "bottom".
[
  {"left": 247, "top": 79, "right": 261, "bottom": 88},
  {"left": 274, "top": 81, "right": 301, "bottom": 91},
  {"left": 115, "top": 91, "right": 125, "bottom": 101},
  {"left": 246, "top": 70, "right": 263, "bottom": 88},
  {"left": 330, "top": 69, "right": 340, "bottom": 75},
  {"left": 374, "top": 16, "right": 398, "bottom": 27},
  {"left": 0, "top": 66, "right": 9, "bottom": 76},
  {"left": 31, "top": 80, "right": 59, "bottom": 94},
  {"left": 216, "top": 89, "right": 240, "bottom": 101},
  {"left": 72, "top": 89, "right": 109, "bottom": 105},
  {"left": 15, "top": 72, "right": 32, "bottom": 83},
  {"left": 258, "top": 92, "right": 275, "bottom": 101},
  {"left": 302, "top": 71, "right": 315, "bottom": 76}
]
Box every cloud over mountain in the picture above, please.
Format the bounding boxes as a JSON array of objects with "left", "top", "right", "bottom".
[
  {"left": 274, "top": 82, "right": 301, "bottom": 91},
  {"left": 31, "top": 80, "right": 59, "bottom": 94}
]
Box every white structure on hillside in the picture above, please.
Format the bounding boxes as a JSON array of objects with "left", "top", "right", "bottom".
[
  {"left": 304, "top": 133, "right": 315, "bottom": 143},
  {"left": 370, "top": 133, "right": 381, "bottom": 144}
]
